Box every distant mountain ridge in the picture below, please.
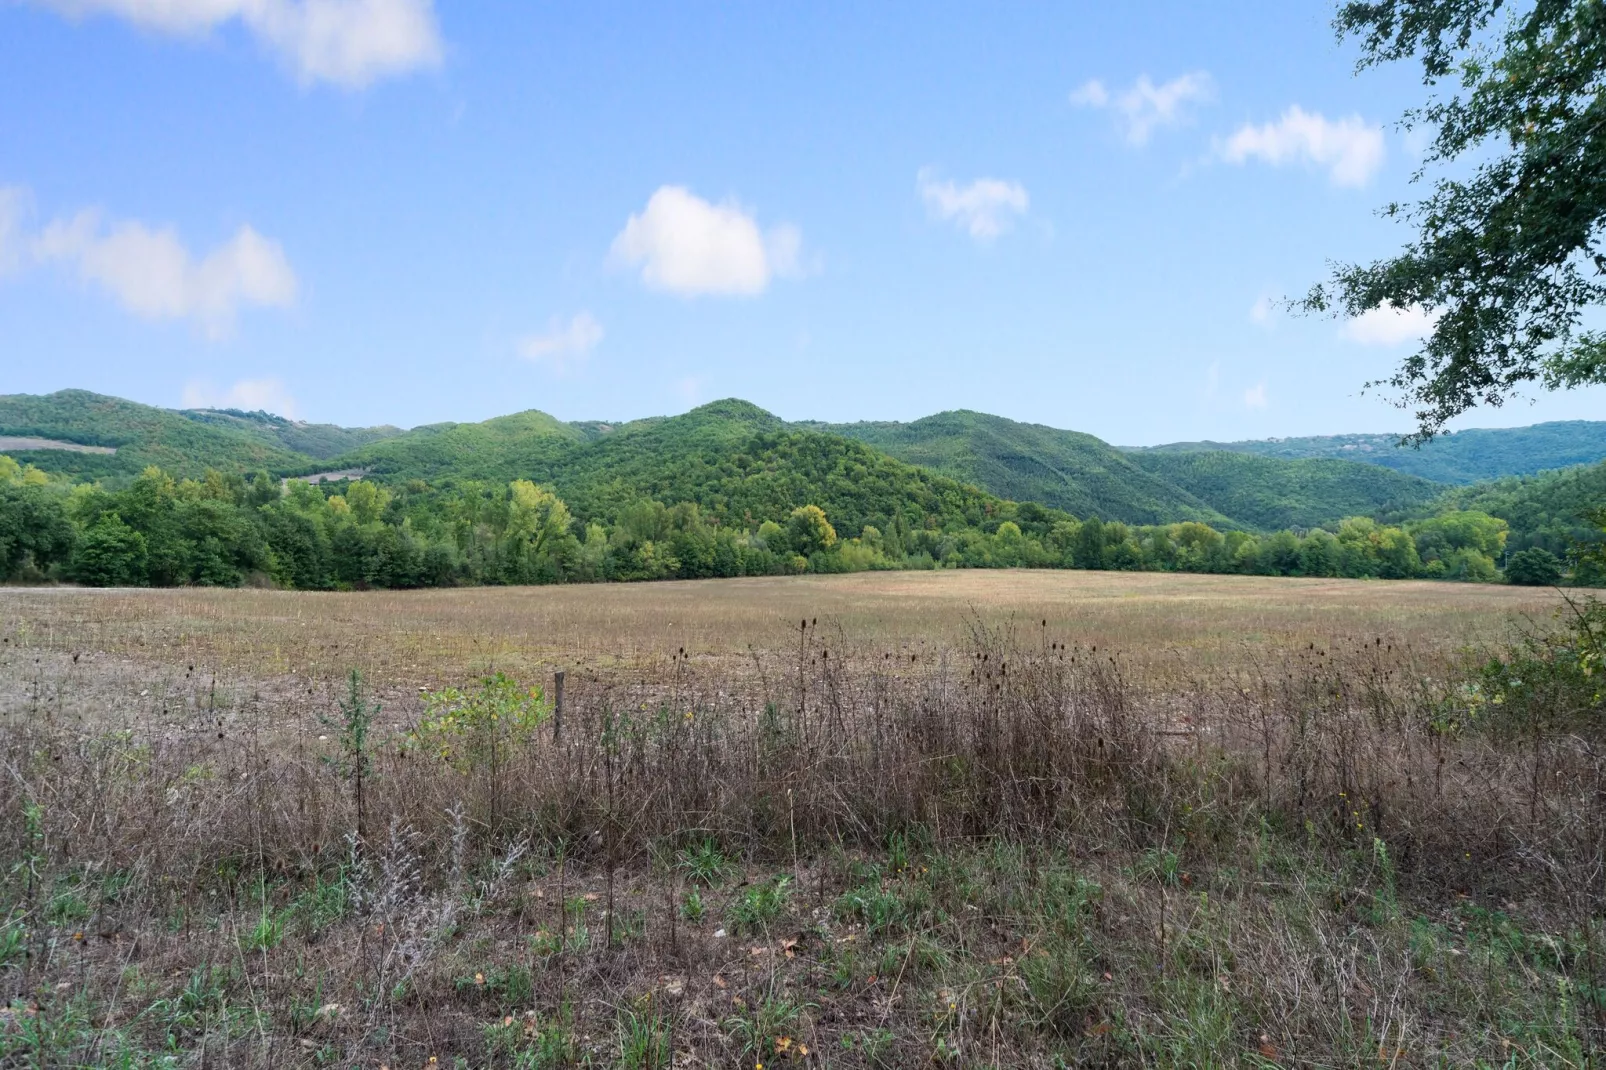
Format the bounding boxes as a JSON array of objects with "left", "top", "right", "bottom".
[
  {"left": 320, "top": 398, "right": 1018, "bottom": 540},
  {"left": 180, "top": 408, "right": 404, "bottom": 459},
  {"left": 799, "top": 410, "right": 1234, "bottom": 526},
  {"left": 1134, "top": 421, "right": 1606, "bottom": 484},
  {"left": 1128, "top": 450, "right": 1443, "bottom": 531},
  {"left": 3, "top": 389, "right": 1604, "bottom": 537}
]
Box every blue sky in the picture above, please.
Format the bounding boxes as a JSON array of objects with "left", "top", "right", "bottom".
[{"left": 2, "top": 1, "right": 1602, "bottom": 444}]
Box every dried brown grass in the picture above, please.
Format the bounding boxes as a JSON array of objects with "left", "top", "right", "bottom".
[
  {"left": 0, "top": 569, "right": 1561, "bottom": 689},
  {"left": 0, "top": 573, "right": 1600, "bottom": 1067}
]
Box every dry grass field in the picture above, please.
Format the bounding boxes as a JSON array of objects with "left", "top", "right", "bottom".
[
  {"left": 0, "top": 569, "right": 1563, "bottom": 688},
  {"left": 1, "top": 572, "right": 1601, "bottom": 1068}
]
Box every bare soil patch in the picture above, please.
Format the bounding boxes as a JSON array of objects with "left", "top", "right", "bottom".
[{"left": 0, "top": 435, "right": 115, "bottom": 454}]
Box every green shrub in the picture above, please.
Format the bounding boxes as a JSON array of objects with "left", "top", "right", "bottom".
[
  {"left": 1476, "top": 595, "right": 1605, "bottom": 733},
  {"left": 1506, "top": 546, "right": 1564, "bottom": 586},
  {"left": 407, "top": 672, "right": 549, "bottom": 771}
]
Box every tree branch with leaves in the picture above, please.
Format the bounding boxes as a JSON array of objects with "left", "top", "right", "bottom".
[{"left": 1304, "top": 0, "right": 1606, "bottom": 439}]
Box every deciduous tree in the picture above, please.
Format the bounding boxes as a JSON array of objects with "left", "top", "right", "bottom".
[{"left": 1307, "top": 0, "right": 1606, "bottom": 437}]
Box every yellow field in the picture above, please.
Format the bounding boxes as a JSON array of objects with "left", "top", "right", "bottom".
[{"left": 0, "top": 570, "right": 1564, "bottom": 690}]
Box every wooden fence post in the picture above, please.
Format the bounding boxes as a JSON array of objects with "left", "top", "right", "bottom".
[{"left": 553, "top": 670, "right": 565, "bottom": 742}]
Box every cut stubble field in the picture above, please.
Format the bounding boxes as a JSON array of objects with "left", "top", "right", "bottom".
[{"left": 0, "top": 569, "right": 1563, "bottom": 692}]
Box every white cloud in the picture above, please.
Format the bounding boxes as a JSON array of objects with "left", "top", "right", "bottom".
[
  {"left": 1218, "top": 106, "right": 1386, "bottom": 187},
  {"left": 610, "top": 186, "right": 802, "bottom": 297},
  {"left": 34, "top": 209, "right": 298, "bottom": 336},
  {"left": 1071, "top": 72, "right": 1215, "bottom": 145},
  {"left": 916, "top": 169, "right": 1029, "bottom": 240},
  {"left": 518, "top": 311, "right": 603, "bottom": 376},
  {"left": 182, "top": 376, "right": 299, "bottom": 418},
  {"left": 1249, "top": 294, "right": 1277, "bottom": 327},
  {"left": 1068, "top": 80, "right": 1108, "bottom": 108},
  {"left": 1243, "top": 382, "right": 1268, "bottom": 409},
  {"left": 30, "top": 0, "right": 442, "bottom": 88},
  {"left": 672, "top": 376, "right": 703, "bottom": 406},
  {"left": 1342, "top": 302, "right": 1440, "bottom": 346}
]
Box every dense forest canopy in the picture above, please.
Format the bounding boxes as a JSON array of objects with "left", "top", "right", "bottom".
[
  {"left": 1126, "top": 451, "right": 1444, "bottom": 531},
  {"left": 1136, "top": 421, "right": 1606, "bottom": 484},
  {"left": 800, "top": 410, "right": 1234, "bottom": 525},
  {"left": 0, "top": 451, "right": 1596, "bottom": 590},
  {"left": 10, "top": 389, "right": 1605, "bottom": 524},
  {"left": 2, "top": 389, "right": 1603, "bottom": 589}
]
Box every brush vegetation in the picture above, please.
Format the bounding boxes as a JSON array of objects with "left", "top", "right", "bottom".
[{"left": 1, "top": 576, "right": 1602, "bottom": 1066}]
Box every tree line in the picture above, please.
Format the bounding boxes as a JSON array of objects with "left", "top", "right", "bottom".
[{"left": 0, "top": 455, "right": 1588, "bottom": 589}]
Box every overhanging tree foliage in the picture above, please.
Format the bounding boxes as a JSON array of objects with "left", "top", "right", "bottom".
[{"left": 1306, "top": 0, "right": 1606, "bottom": 438}]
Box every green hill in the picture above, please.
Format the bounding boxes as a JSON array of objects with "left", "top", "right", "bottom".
[
  {"left": 316, "top": 407, "right": 589, "bottom": 482},
  {"left": 179, "top": 408, "right": 403, "bottom": 459},
  {"left": 0, "top": 390, "right": 309, "bottom": 479},
  {"left": 334, "top": 398, "right": 1014, "bottom": 535},
  {"left": 8, "top": 389, "right": 1602, "bottom": 546},
  {"left": 1426, "top": 460, "right": 1606, "bottom": 558},
  {"left": 803, "top": 410, "right": 1235, "bottom": 527},
  {"left": 1128, "top": 451, "right": 1445, "bottom": 531},
  {"left": 6, "top": 388, "right": 1602, "bottom": 590},
  {"left": 1137, "top": 421, "right": 1606, "bottom": 484},
  {"left": 547, "top": 401, "right": 1008, "bottom": 534}
]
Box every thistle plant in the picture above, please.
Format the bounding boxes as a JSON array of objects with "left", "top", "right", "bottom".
[{"left": 323, "top": 669, "right": 378, "bottom": 849}]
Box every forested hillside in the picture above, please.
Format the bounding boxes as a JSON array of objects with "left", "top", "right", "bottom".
[
  {"left": 0, "top": 390, "right": 307, "bottom": 478},
  {"left": 2, "top": 389, "right": 1603, "bottom": 589},
  {"left": 1138, "top": 421, "right": 1606, "bottom": 484},
  {"left": 548, "top": 405, "right": 1007, "bottom": 536},
  {"left": 805, "top": 410, "right": 1233, "bottom": 525},
  {"left": 1129, "top": 451, "right": 1444, "bottom": 531},
  {"left": 1428, "top": 460, "right": 1606, "bottom": 566},
  {"left": 181, "top": 408, "right": 404, "bottom": 459},
  {"left": 0, "top": 449, "right": 1544, "bottom": 589},
  {"left": 309, "top": 408, "right": 590, "bottom": 481}
]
